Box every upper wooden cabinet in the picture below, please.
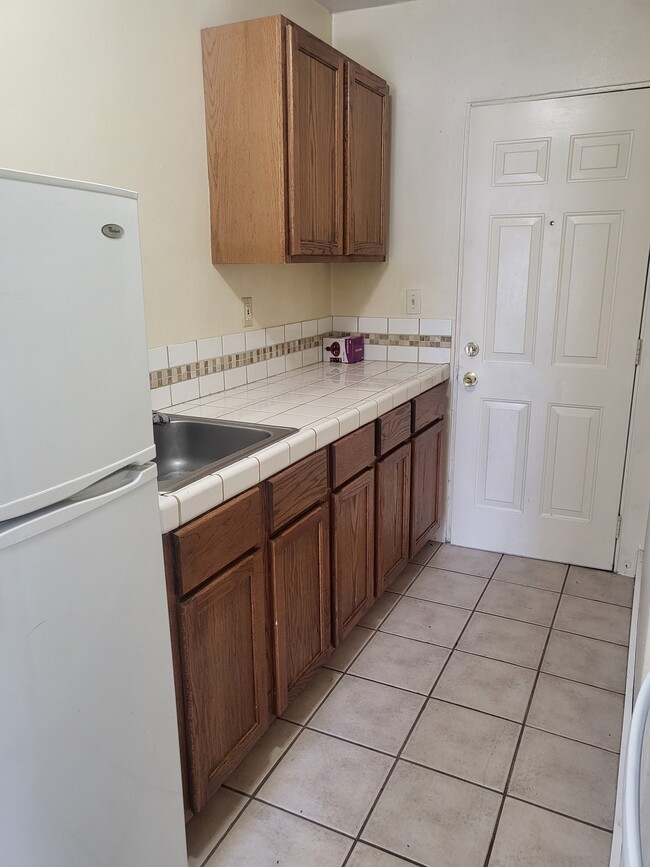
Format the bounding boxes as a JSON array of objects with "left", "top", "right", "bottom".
[
  {"left": 346, "top": 63, "right": 389, "bottom": 257},
  {"left": 201, "top": 16, "right": 389, "bottom": 264}
]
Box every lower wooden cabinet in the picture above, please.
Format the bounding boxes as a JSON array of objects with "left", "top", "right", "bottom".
[
  {"left": 375, "top": 441, "right": 411, "bottom": 594},
  {"left": 178, "top": 550, "right": 269, "bottom": 813},
  {"left": 165, "top": 383, "right": 448, "bottom": 819},
  {"left": 270, "top": 503, "right": 332, "bottom": 714},
  {"left": 410, "top": 419, "right": 444, "bottom": 557},
  {"left": 331, "top": 467, "right": 375, "bottom": 645}
]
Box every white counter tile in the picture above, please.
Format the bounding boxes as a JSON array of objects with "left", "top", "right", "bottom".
[
  {"left": 255, "top": 442, "right": 291, "bottom": 480},
  {"left": 363, "top": 344, "right": 388, "bottom": 361},
  {"left": 337, "top": 408, "right": 360, "bottom": 436},
  {"left": 388, "top": 346, "right": 418, "bottom": 363},
  {"left": 175, "top": 474, "right": 224, "bottom": 524},
  {"left": 197, "top": 336, "right": 222, "bottom": 360},
  {"left": 359, "top": 316, "right": 388, "bottom": 334},
  {"left": 285, "top": 322, "right": 302, "bottom": 341},
  {"left": 199, "top": 371, "right": 225, "bottom": 397},
  {"left": 311, "top": 417, "right": 340, "bottom": 449},
  {"left": 267, "top": 356, "right": 286, "bottom": 377},
  {"left": 218, "top": 457, "right": 260, "bottom": 501},
  {"left": 374, "top": 391, "right": 394, "bottom": 414},
  {"left": 158, "top": 361, "right": 450, "bottom": 532},
  {"left": 357, "top": 400, "right": 379, "bottom": 426},
  {"left": 170, "top": 378, "right": 200, "bottom": 404},
  {"left": 149, "top": 346, "right": 169, "bottom": 372},
  {"left": 224, "top": 367, "right": 247, "bottom": 390},
  {"left": 151, "top": 385, "right": 172, "bottom": 411},
  {"left": 159, "top": 494, "right": 181, "bottom": 533},
  {"left": 168, "top": 340, "right": 197, "bottom": 366},
  {"left": 286, "top": 429, "right": 317, "bottom": 462}
]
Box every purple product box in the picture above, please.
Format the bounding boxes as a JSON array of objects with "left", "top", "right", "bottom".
[{"left": 322, "top": 334, "right": 365, "bottom": 364}]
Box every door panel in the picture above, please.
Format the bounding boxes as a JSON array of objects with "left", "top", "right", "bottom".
[
  {"left": 270, "top": 504, "right": 331, "bottom": 714},
  {"left": 453, "top": 89, "right": 650, "bottom": 568},
  {"left": 477, "top": 399, "right": 530, "bottom": 512},
  {"left": 179, "top": 551, "right": 268, "bottom": 813},
  {"left": 553, "top": 213, "right": 622, "bottom": 366},
  {"left": 286, "top": 25, "right": 344, "bottom": 257},
  {"left": 485, "top": 215, "right": 542, "bottom": 362},
  {"left": 541, "top": 405, "right": 601, "bottom": 521},
  {"left": 346, "top": 62, "right": 389, "bottom": 256}
]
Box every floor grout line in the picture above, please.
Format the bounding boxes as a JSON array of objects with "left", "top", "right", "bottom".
[
  {"left": 480, "top": 562, "right": 571, "bottom": 867},
  {"left": 339, "top": 552, "right": 506, "bottom": 866},
  {"left": 198, "top": 549, "right": 627, "bottom": 866}
]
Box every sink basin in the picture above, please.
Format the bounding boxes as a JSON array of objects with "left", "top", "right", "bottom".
[{"left": 153, "top": 414, "right": 298, "bottom": 492}]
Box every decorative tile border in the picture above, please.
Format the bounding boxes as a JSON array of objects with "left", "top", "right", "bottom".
[
  {"left": 149, "top": 316, "right": 453, "bottom": 402},
  {"left": 149, "top": 335, "right": 323, "bottom": 389}
]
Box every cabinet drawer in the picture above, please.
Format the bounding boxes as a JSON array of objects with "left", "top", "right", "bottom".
[
  {"left": 266, "top": 449, "right": 329, "bottom": 534},
  {"left": 330, "top": 423, "right": 375, "bottom": 489},
  {"left": 171, "top": 487, "right": 263, "bottom": 596},
  {"left": 376, "top": 402, "right": 411, "bottom": 457},
  {"left": 412, "top": 382, "right": 448, "bottom": 433}
]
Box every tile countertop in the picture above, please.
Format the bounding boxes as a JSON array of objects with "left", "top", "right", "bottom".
[{"left": 157, "top": 360, "right": 450, "bottom": 533}]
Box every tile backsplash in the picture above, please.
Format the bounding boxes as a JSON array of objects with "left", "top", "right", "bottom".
[{"left": 149, "top": 316, "right": 452, "bottom": 409}]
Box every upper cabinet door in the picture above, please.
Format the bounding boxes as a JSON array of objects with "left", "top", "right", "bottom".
[
  {"left": 345, "top": 63, "right": 389, "bottom": 257},
  {"left": 286, "top": 25, "right": 344, "bottom": 257}
]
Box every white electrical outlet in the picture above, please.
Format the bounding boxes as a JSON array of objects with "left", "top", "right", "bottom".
[
  {"left": 406, "top": 289, "right": 421, "bottom": 315},
  {"left": 242, "top": 296, "right": 253, "bottom": 327}
]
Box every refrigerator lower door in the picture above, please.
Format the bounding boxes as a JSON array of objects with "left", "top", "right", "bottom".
[
  {"left": 0, "top": 170, "right": 155, "bottom": 522},
  {"left": 0, "top": 465, "right": 187, "bottom": 867}
]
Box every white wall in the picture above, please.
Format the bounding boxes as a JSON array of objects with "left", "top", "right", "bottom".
[
  {"left": 331, "top": 0, "right": 650, "bottom": 320},
  {"left": 0, "top": 0, "right": 332, "bottom": 348}
]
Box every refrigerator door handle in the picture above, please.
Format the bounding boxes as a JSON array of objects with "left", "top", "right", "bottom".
[
  {"left": 623, "top": 673, "right": 650, "bottom": 867},
  {"left": 0, "top": 463, "right": 158, "bottom": 550}
]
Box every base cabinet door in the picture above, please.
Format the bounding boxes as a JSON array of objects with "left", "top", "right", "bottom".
[
  {"left": 410, "top": 419, "right": 444, "bottom": 557},
  {"left": 376, "top": 441, "right": 411, "bottom": 594},
  {"left": 332, "top": 467, "right": 375, "bottom": 645},
  {"left": 178, "top": 551, "right": 268, "bottom": 813},
  {"left": 270, "top": 503, "right": 331, "bottom": 714}
]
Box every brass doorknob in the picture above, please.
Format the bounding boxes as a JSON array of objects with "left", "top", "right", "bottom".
[{"left": 463, "top": 371, "right": 478, "bottom": 387}]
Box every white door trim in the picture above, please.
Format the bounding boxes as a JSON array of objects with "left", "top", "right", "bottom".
[{"left": 447, "top": 81, "right": 650, "bottom": 575}]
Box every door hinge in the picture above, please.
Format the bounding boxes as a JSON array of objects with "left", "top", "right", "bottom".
[
  {"left": 636, "top": 338, "right": 643, "bottom": 366},
  {"left": 616, "top": 515, "right": 622, "bottom": 539}
]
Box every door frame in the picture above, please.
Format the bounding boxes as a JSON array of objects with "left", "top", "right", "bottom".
[{"left": 448, "top": 80, "right": 650, "bottom": 576}]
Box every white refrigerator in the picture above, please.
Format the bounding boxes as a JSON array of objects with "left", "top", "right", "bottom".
[{"left": 0, "top": 170, "right": 187, "bottom": 866}]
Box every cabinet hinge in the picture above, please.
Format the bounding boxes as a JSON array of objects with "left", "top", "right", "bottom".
[
  {"left": 636, "top": 338, "right": 643, "bottom": 366},
  {"left": 616, "top": 515, "right": 622, "bottom": 539}
]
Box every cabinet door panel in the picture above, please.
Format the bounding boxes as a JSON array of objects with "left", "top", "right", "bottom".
[
  {"left": 346, "top": 62, "right": 389, "bottom": 257},
  {"left": 332, "top": 468, "right": 375, "bottom": 645},
  {"left": 179, "top": 551, "right": 268, "bottom": 813},
  {"left": 410, "top": 420, "right": 444, "bottom": 557},
  {"left": 271, "top": 504, "right": 331, "bottom": 713},
  {"left": 376, "top": 442, "right": 411, "bottom": 594},
  {"left": 287, "top": 25, "right": 344, "bottom": 257}
]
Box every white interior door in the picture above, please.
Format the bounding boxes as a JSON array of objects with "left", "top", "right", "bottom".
[{"left": 452, "top": 89, "right": 650, "bottom": 569}]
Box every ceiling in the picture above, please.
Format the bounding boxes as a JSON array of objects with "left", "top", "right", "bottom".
[{"left": 319, "top": 0, "right": 415, "bottom": 13}]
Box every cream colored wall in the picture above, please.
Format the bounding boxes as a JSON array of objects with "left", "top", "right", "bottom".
[
  {"left": 0, "top": 0, "right": 332, "bottom": 347},
  {"left": 331, "top": 0, "right": 650, "bottom": 319}
]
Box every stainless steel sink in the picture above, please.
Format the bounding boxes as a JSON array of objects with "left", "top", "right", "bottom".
[{"left": 153, "top": 414, "right": 298, "bottom": 492}]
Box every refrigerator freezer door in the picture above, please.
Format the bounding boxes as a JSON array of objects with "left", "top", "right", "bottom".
[
  {"left": 0, "top": 466, "right": 187, "bottom": 867},
  {"left": 0, "top": 170, "right": 155, "bottom": 522}
]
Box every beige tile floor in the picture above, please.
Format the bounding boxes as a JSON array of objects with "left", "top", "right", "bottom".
[{"left": 186, "top": 543, "right": 633, "bottom": 867}]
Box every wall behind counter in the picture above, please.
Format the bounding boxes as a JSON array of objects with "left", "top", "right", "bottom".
[
  {"left": 330, "top": 0, "right": 650, "bottom": 321},
  {"left": 0, "top": 0, "right": 332, "bottom": 348}
]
